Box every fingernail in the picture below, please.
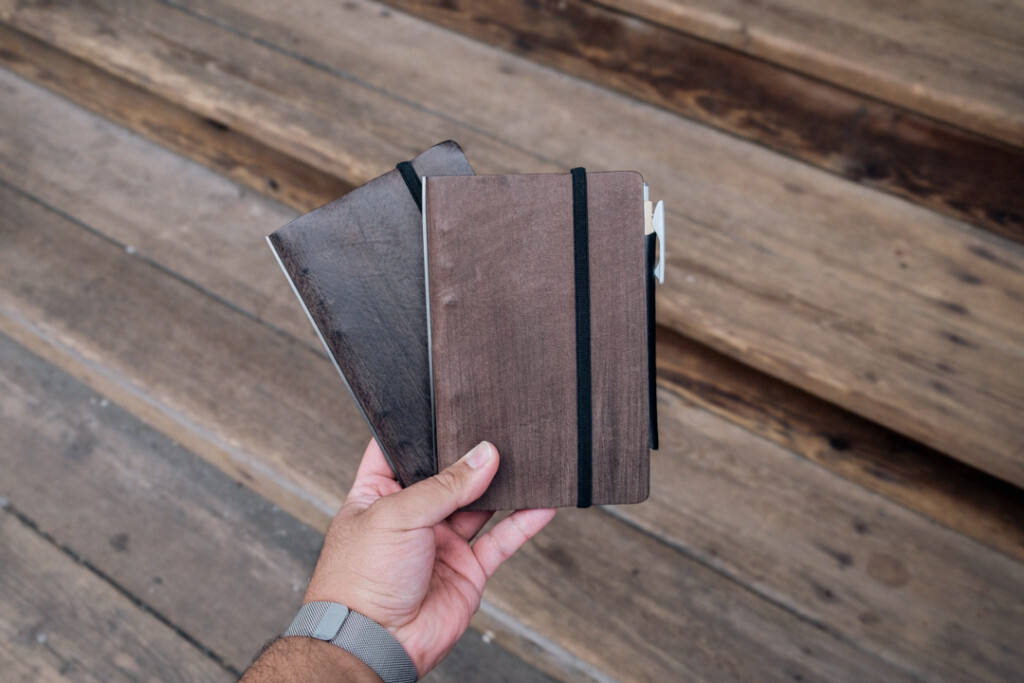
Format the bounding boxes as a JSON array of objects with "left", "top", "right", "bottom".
[{"left": 464, "top": 441, "right": 495, "bottom": 469}]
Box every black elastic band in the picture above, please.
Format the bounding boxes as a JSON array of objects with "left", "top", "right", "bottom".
[
  {"left": 645, "top": 233, "right": 659, "bottom": 450},
  {"left": 396, "top": 161, "right": 422, "bottom": 211},
  {"left": 571, "top": 167, "right": 593, "bottom": 508}
]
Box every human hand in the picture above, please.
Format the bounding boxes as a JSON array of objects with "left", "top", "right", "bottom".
[{"left": 303, "top": 439, "right": 556, "bottom": 677}]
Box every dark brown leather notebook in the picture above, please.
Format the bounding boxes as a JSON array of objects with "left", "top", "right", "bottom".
[
  {"left": 268, "top": 141, "right": 473, "bottom": 486},
  {"left": 424, "top": 170, "right": 658, "bottom": 509}
]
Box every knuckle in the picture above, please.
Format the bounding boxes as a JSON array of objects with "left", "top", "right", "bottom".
[{"left": 432, "top": 468, "right": 463, "bottom": 498}]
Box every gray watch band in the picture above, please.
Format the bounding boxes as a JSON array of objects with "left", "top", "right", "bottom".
[{"left": 284, "top": 601, "right": 417, "bottom": 683}]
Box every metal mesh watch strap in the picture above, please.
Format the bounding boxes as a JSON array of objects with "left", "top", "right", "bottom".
[{"left": 284, "top": 601, "right": 418, "bottom": 683}]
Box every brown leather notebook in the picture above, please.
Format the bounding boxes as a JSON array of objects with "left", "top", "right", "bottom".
[
  {"left": 268, "top": 141, "right": 473, "bottom": 486},
  {"left": 424, "top": 170, "right": 658, "bottom": 509}
]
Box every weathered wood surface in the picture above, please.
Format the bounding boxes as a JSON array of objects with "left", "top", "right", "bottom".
[
  {"left": 0, "top": 23, "right": 351, "bottom": 213},
  {"left": 0, "top": 509, "right": 234, "bottom": 682},
  {"left": 655, "top": 328, "right": 1024, "bottom": 564},
  {"left": 0, "top": 84, "right": 916, "bottom": 682},
  {"left": 4, "top": 0, "right": 1023, "bottom": 488},
  {"left": 3, "top": 70, "right": 1022, "bottom": 681},
  {"left": 0, "top": 332, "right": 560, "bottom": 683},
  {"left": 602, "top": 0, "right": 1024, "bottom": 147},
  {"left": 5, "top": 59, "right": 1023, "bottom": 565},
  {"left": 365, "top": 0, "right": 1024, "bottom": 238},
  {"left": 615, "top": 391, "right": 1024, "bottom": 681}
]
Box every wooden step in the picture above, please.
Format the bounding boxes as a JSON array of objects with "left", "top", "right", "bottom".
[
  {"left": 0, "top": 331, "right": 560, "bottom": 682},
  {"left": 0, "top": 510, "right": 233, "bottom": 682},
  {"left": 3, "top": 0, "right": 1022, "bottom": 489},
  {"left": 602, "top": 0, "right": 1024, "bottom": 146},
  {"left": 4, "top": 68, "right": 1023, "bottom": 682},
  {"left": 364, "top": 0, "right": 1024, "bottom": 238},
  {"left": 0, "top": 75, "right": 919, "bottom": 681},
  {"left": 4, "top": 50, "right": 1023, "bottom": 566}
]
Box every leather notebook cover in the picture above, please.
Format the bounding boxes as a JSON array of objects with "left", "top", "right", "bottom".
[
  {"left": 424, "top": 170, "right": 653, "bottom": 510},
  {"left": 268, "top": 141, "right": 473, "bottom": 486}
]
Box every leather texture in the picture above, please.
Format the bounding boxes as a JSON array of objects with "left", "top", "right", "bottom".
[
  {"left": 268, "top": 141, "right": 473, "bottom": 486},
  {"left": 424, "top": 171, "right": 651, "bottom": 509}
]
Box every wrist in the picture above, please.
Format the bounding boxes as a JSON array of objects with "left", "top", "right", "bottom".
[
  {"left": 241, "top": 637, "right": 382, "bottom": 682},
  {"left": 284, "top": 601, "right": 418, "bottom": 683}
]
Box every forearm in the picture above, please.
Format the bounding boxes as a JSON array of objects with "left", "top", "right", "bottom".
[{"left": 241, "top": 637, "right": 383, "bottom": 683}]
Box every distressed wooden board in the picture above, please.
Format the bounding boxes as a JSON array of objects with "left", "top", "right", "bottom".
[
  {"left": 3, "top": 64, "right": 1022, "bottom": 567},
  {"left": 3, "top": 1, "right": 1023, "bottom": 487},
  {"left": 0, "top": 23, "right": 351, "bottom": 213},
  {"left": 655, "top": 328, "right": 1024, "bottom": 564},
  {"left": 611, "top": 390, "right": 1024, "bottom": 681},
  {"left": 0, "top": 178, "right": 910, "bottom": 681},
  {"left": 361, "top": 0, "right": 1024, "bottom": 238},
  {"left": 0, "top": 509, "right": 234, "bottom": 682},
  {"left": 0, "top": 333, "right": 560, "bottom": 683},
  {"left": 602, "top": 0, "right": 1024, "bottom": 147},
  {"left": 0, "top": 0, "right": 543, "bottom": 189}
]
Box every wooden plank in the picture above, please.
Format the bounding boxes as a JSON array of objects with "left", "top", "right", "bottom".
[
  {"left": 612, "top": 388, "right": 1024, "bottom": 681},
  {"left": 655, "top": 327, "right": 1024, "bottom": 564},
  {"left": 2, "top": 57, "right": 1022, "bottom": 561},
  {"left": 361, "top": 0, "right": 1024, "bottom": 238},
  {"left": 602, "top": 0, "right": 1024, "bottom": 147},
  {"left": 0, "top": 333, "right": 561, "bottom": 683},
  {"left": 0, "top": 0, "right": 547, "bottom": 188},
  {"left": 0, "top": 169, "right": 909, "bottom": 681},
  {"left": 3, "top": 0, "right": 1023, "bottom": 490},
  {"left": 0, "top": 509, "right": 233, "bottom": 682},
  {"left": 0, "top": 23, "right": 348, "bottom": 214}
]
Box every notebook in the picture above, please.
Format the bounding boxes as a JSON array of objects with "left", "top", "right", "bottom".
[
  {"left": 267, "top": 141, "right": 473, "bottom": 486},
  {"left": 423, "top": 169, "right": 661, "bottom": 509}
]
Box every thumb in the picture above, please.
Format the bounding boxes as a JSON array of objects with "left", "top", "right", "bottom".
[{"left": 380, "top": 442, "right": 499, "bottom": 529}]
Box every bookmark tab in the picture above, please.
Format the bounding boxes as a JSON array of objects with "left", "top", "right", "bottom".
[{"left": 396, "top": 161, "right": 423, "bottom": 211}]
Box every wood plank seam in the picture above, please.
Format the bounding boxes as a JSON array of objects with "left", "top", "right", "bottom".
[
  {"left": 152, "top": 0, "right": 568, "bottom": 171},
  {"left": 0, "top": 499, "right": 243, "bottom": 678},
  {"left": 596, "top": 500, "right": 927, "bottom": 683},
  {"left": 365, "top": 0, "right": 1024, "bottom": 240}
]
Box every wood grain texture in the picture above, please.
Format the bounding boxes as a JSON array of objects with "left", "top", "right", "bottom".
[
  {"left": 611, "top": 390, "right": 1024, "bottom": 681},
  {"left": 0, "top": 332, "right": 560, "bottom": 683},
  {"left": 6, "top": 50, "right": 1021, "bottom": 562},
  {"left": 426, "top": 172, "right": 649, "bottom": 508},
  {"left": 602, "top": 0, "right": 1024, "bottom": 147},
  {"left": 0, "top": 23, "right": 352, "bottom": 213},
  {"left": 11, "top": 0, "right": 1018, "bottom": 485},
  {"left": 655, "top": 327, "right": 1024, "bottom": 564},
  {"left": 0, "top": 0, "right": 541, "bottom": 190},
  {"left": 270, "top": 141, "right": 474, "bottom": 486},
  {"left": 0, "top": 510, "right": 233, "bottom": 683},
  {"left": 0, "top": 181, "right": 357, "bottom": 530},
  {"left": 0, "top": 165, "right": 908, "bottom": 683},
  {"left": 367, "top": 0, "right": 1024, "bottom": 240}
]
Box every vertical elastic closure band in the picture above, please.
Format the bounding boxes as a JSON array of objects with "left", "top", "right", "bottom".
[
  {"left": 645, "top": 233, "right": 659, "bottom": 450},
  {"left": 571, "top": 167, "right": 593, "bottom": 508},
  {"left": 395, "top": 161, "right": 422, "bottom": 211}
]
